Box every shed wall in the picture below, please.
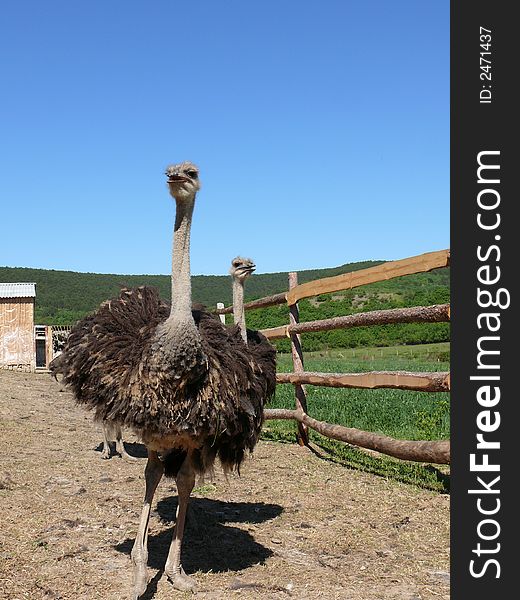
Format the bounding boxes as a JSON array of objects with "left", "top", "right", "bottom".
[{"left": 0, "top": 298, "right": 35, "bottom": 370}]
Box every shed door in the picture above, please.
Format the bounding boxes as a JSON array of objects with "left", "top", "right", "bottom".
[
  {"left": 34, "top": 325, "right": 47, "bottom": 368},
  {"left": 36, "top": 339, "right": 46, "bottom": 368}
]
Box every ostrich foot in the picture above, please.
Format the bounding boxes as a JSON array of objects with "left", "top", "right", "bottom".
[
  {"left": 165, "top": 566, "right": 197, "bottom": 592},
  {"left": 115, "top": 434, "right": 138, "bottom": 461},
  {"left": 118, "top": 447, "right": 138, "bottom": 462},
  {"left": 131, "top": 560, "right": 149, "bottom": 599},
  {"left": 100, "top": 447, "right": 111, "bottom": 459}
]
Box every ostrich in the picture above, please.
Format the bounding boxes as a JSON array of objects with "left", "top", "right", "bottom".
[
  {"left": 229, "top": 257, "right": 277, "bottom": 368},
  {"left": 50, "top": 161, "right": 276, "bottom": 598},
  {"left": 229, "top": 256, "right": 256, "bottom": 343}
]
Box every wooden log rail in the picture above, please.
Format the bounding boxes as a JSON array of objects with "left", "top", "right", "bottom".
[
  {"left": 276, "top": 370, "right": 450, "bottom": 392},
  {"left": 261, "top": 303, "right": 450, "bottom": 340},
  {"left": 215, "top": 249, "right": 449, "bottom": 315},
  {"left": 215, "top": 291, "right": 286, "bottom": 315},
  {"left": 286, "top": 249, "right": 450, "bottom": 305},
  {"left": 263, "top": 408, "right": 450, "bottom": 464}
]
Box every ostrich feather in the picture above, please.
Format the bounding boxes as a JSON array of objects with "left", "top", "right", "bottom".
[{"left": 50, "top": 286, "right": 276, "bottom": 474}]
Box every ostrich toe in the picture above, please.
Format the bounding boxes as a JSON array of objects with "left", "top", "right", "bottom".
[
  {"left": 121, "top": 450, "right": 138, "bottom": 461},
  {"left": 131, "top": 555, "right": 149, "bottom": 599},
  {"left": 166, "top": 566, "right": 197, "bottom": 592},
  {"left": 116, "top": 442, "right": 138, "bottom": 461}
]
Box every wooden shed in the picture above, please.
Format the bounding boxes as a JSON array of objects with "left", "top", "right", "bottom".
[{"left": 0, "top": 282, "right": 37, "bottom": 371}]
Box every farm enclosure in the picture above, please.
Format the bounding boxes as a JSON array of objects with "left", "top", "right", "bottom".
[
  {"left": 1, "top": 251, "right": 451, "bottom": 597},
  {"left": 0, "top": 370, "right": 450, "bottom": 600}
]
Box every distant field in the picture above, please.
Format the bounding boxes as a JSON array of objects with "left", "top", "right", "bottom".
[{"left": 262, "top": 342, "right": 450, "bottom": 491}]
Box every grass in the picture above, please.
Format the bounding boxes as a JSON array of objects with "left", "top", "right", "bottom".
[
  {"left": 261, "top": 342, "right": 450, "bottom": 492},
  {"left": 193, "top": 483, "right": 218, "bottom": 496}
]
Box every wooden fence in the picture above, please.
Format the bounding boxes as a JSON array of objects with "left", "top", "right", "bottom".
[{"left": 216, "top": 249, "right": 451, "bottom": 465}]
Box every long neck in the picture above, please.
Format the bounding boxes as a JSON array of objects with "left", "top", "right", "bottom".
[
  {"left": 147, "top": 191, "right": 205, "bottom": 377},
  {"left": 232, "top": 277, "right": 248, "bottom": 344},
  {"left": 170, "top": 198, "right": 195, "bottom": 320}
]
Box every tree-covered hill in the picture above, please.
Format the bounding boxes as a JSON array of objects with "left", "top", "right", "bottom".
[
  {"left": 0, "top": 260, "right": 387, "bottom": 324},
  {"left": 0, "top": 262, "right": 449, "bottom": 350}
]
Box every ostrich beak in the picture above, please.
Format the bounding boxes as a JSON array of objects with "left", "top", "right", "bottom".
[
  {"left": 167, "top": 174, "right": 190, "bottom": 184},
  {"left": 241, "top": 264, "right": 256, "bottom": 275}
]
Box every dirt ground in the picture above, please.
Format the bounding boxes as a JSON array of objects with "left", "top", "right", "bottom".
[{"left": 0, "top": 371, "right": 450, "bottom": 600}]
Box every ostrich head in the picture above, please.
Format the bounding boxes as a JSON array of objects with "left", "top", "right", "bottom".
[
  {"left": 229, "top": 256, "right": 256, "bottom": 283},
  {"left": 165, "top": 161, "right": 201, "bottom": 201}
]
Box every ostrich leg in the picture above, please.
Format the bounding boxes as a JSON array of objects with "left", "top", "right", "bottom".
[
  {"left": 131, "top": 450, "right": 164, "bottom": 599},
  {"left": 164, "top": 453, "right": 197, "bottom": 591},
  {"left": 101, "top": 421, "right": 112, "bottom": 459},
  {"left": 114, "top": 423, "right": 137, "bottom": 461}
]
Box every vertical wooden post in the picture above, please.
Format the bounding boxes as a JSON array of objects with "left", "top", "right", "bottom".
[
  {"left": 288, "top": 272, "right": 309, "bottom": 446},
  {"left": 216, "top": 302, "right": 226, "bottom": 324},
  {"left": 45, "top": 326, "right": 53, "bottom": 368}
]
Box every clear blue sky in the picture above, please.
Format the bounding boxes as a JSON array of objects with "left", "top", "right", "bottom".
[{"left": 0, "top": 1, "right": 449, "bottom": 276}]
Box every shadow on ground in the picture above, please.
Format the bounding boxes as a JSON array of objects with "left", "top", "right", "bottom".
[
  {"left": 94, "top": 441, "right": 148, "bottom": 459},
  {"left": 115, "top": 497, "right": 283, "bottom": 574}
]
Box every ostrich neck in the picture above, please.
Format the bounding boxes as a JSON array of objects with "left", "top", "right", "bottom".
[
  {"left": 148, "top": 193, "right": 205, "bottom": 378},
  {"left": 170, "top": 198, "right": 195, "bottom": 319},
  {"left": 232, "top": 278, "right": 248, "bottom": 344}
]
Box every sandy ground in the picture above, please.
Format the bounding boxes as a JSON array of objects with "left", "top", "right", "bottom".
[{"left": 0, "top": 371, "right": 449, "bottom": 600}]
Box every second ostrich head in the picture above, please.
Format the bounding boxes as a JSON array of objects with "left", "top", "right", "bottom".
[{"left": 229, "top": 256, "right": 256, "bottom": 281}]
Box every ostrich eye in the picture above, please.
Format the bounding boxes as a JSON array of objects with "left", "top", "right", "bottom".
[{"left": 186, "top": 170, "right": 198, "bottom": 179}]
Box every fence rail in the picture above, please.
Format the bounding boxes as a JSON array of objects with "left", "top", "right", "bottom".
[
  {"left": 275, "top": 370, "right": 450, "bottom": 392},
  {"left": 217, "top": 248, "right": 451, "bottom": 465},
  {"left": 216, "top": 291, "right": 286, "bottom": 315},
  {"left": 286, "top": 249, "right": 450, "bottom": 305},
  {"left": 261, "top": 303, "right": 450, "bottom": 340},
  {"left": 263, "top": 409, "right": 450, "bottom": 464}
]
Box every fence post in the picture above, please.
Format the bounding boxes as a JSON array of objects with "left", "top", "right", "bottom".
[
  {"left": 288, "top": 272, "right": 309, "bottom": 446},
  {"left": 216, "top": 302, "right": 226, "bottom": 324}
]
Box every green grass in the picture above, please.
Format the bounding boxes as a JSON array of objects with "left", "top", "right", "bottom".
[
  {"left": 261, "top": 342, "right": 450, "bottom": 492},
  {"left": 193, "top": 483, "right": 218, "bottom": 496}
]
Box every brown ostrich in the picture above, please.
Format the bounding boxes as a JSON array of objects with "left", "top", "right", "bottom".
[{"left": 50, "top": 162, "right": 276, "bottom": 598}]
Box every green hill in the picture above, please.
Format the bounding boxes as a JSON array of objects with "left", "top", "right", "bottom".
[{"left": 0, "top": 262, "right": 450, "bottom": 351}]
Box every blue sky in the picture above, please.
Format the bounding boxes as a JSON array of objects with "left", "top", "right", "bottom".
[{"left": 0, "top": 1, "right": 449, "bottom": 276}]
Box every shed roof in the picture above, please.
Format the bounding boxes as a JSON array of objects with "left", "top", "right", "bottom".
[{"left": 0, "top": 283, "right": 36, "bottom": 298}]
